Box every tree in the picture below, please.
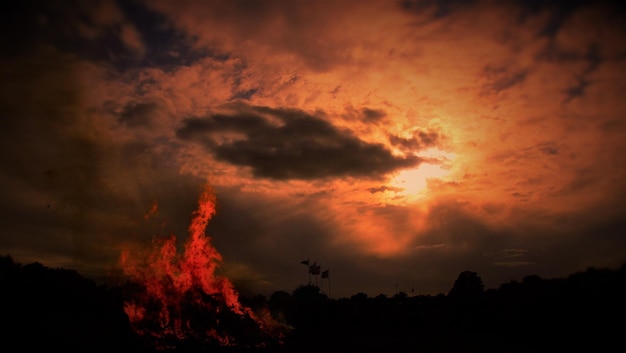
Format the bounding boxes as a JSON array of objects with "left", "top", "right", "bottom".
[{"left": 448, "top": 270, "right": 484, "bottom": 302}]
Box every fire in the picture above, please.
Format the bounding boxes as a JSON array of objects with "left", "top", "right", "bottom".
[{"left": 119, "top": 183, "right": 285, "bottom": 349}]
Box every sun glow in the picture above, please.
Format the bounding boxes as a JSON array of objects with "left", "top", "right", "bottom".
[{"left": 391, "top": 148, "right": 455, "bottom": 197}]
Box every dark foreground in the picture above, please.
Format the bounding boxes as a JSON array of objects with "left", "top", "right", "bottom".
[{"left": 1, "top": 255, "right": 624, "bottom": 352}]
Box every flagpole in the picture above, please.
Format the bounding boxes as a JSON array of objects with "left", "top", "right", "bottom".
[
  {"left": 301, "top": 258, "right": 311, "bottom": 285},
  {"left": 321, "top": 269, "right": 330, "bottom": 298},
  {"left": 326, "top": 269, "right": 330, "bottom": 298},
  {"left": 328, "top": 275, "right": 331, "bottom": 298}
]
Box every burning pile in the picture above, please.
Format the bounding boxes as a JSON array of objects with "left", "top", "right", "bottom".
[{"left": 119, "top": 184, "right": 285, "bottom": 350}]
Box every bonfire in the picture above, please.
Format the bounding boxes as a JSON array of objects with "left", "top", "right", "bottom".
[{"left": 119, "top": 184, "right": 287, "bottom": 350}]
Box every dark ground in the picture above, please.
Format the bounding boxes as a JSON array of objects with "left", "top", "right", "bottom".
[{"left": 1, "top": 254, "right": 624, "bottom": 352}]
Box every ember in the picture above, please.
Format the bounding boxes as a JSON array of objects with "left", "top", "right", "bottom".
[{"left": 119, "top": 183, "right": 285, "bottom": 350}]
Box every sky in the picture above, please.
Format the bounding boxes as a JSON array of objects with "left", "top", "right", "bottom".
[{"left": 1, "top": 0, "right": 625, "bottom": 299}]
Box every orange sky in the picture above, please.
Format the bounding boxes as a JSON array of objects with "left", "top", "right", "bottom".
[{"left": 1, "top": 0, "right": 625, "bottom": 298}]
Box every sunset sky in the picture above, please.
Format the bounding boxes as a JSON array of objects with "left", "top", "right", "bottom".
[{"left": 1, "top": 0, "right": 625, "bottom": 299}]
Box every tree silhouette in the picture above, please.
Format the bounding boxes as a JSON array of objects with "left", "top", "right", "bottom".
[
  {"left": 447, "top": 270, "right": 485, "bottom": 333},
  {"left": 448, "top": 270, "right": 484, "bottom": 300},
  {"left": 3, "top": 253, "right": 625, "bottom": 352}
]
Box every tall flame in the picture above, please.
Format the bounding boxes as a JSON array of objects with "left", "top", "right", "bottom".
[{"left": 119, "top": 183, "right": 284, "bottom": 349}]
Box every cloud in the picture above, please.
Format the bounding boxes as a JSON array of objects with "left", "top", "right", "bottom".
[
  {"left": 118, "top": 101, "right": 161, "bottom": 128},
  {"left": 5, "top": 0, "right": 148, "bottom": 66},
  {"left": 563, "top": 76, "right": 592, "bottom": 103},
  {"left": 119, "top": 23, "right": 146, "bottom": 57},
  {"left": 2, "top": 0, "right": 626, "bottom": 300},
  {"left": 367, "top": 186, "right": 403, "bottom": 194},
  {"left": 145, "top": 0, "right": 414, "bottom": 74},
  {"left": 388, "top": 127, "right": 442, "bottom": 151},
  {"left": 400, "top": 0, "right": 476, "bottom": 19},
  {"left": 535, "top": 141, "right": 559, "bottom": 156},
  {"left": 481, "top": 64, "right": 529, "bottom": 94},
  {"left": 177, "top": 104, "right": 421, "bottom": 180}
]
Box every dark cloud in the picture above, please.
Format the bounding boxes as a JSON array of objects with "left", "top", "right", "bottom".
[
  {"left": 119, "top": 0, "right": 224, "bottom": 69},
  {"left": 368, "top": 185, "right": 403, "bottom": 194},
  {"left": 511, "top": 191, "right": 533, "bottom": 202},
  {"left": 513, "top": 0, "right": 626, "bottom": 40},
  {"left": 528, "top": 0, "right": 586, "bottom": 38},
  {"left": 400, "top": 0, "right": 475, "bottom": 19},
  {"left": 341, "top": 107, "right": 388, "bottom": 125},
  {"left": 482, "top": 65, "right": 528, "bottom": 94},
  {"left": 489, "top": 141, "right": 561, "bottom": 166},
  {"left": 536, "top": 141, "right": 559, "bottom": 155},
  {"left": 361, "top": 108, "right": 386, "bottom": 122},
  {"left": 539, "top": 42, "right": 606, "bottom": 70},
  {"left": 118, "top": 102, "right": 160, "bottom": 127},
  {"left": 177, "top": 104, "right": 421, "bottom": 180},
  {"left": 230, "top": 88, "right": 258, "bottom": 101},
  {"left": 2, "top": 0, "right": 219, "bottom": 73},
  {"left": 563, "top": 76, "right": 591, "bottom": 103},
  {"left": 534, "top": 43, "right": 605, "bottom": 103},
  {"left": 228, "top": 59, "right": 259, "bottom": 101},
  {"left": 7, "top": 0, "right": 144, "bottom": 67},
  {"left": 582, "top": 44, "right": 603, "bottom": 74},
  {"left": 388, "top": 128, "right": 441, "bottom": 150}
]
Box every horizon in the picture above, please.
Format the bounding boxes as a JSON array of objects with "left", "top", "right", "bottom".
[{"left": 4, "top": 252, "right": 625, "bottom": 301}]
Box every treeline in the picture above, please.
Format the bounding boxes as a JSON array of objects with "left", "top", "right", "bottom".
[
  {"left": 1, "top": 254, "right": 625, "bottom": 352},
  {"left": 259, "top": 267, "right": 626, "bottom": 351},
  {"left": 0, "top": 255, "right": 138, "bottom": 352}
]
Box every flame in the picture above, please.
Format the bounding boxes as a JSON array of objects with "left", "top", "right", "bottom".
[
  {"left": 119, "top": 183, "right": 285, "bottom": 349},
  {"left": 144, "top": 200, "right": 158, "bottom": 220}
]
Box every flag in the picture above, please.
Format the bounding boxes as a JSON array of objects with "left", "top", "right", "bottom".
[
  {"left": 300, "top": 259, "right": 309, "bottom": 265},
  {"left": 309, "top": 262, "right": 321, "bottom": 275},
  {"left": 321, "top": 269, "right": 329, "bottom": 279}
]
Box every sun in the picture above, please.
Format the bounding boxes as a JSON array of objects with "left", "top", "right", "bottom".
[
  {"left": 392, "top": 164, "right": 448, "bottom": 194},
  {"left": 390, "top": 148, "right": 455, "bottom": 197}
]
